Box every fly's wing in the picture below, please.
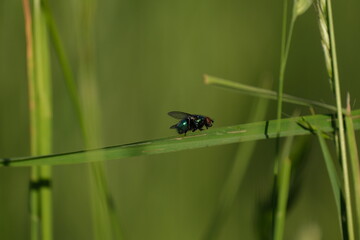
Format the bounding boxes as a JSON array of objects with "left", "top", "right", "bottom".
[{"left": 168, "top": 111, "right": 192, "bottom": 119}]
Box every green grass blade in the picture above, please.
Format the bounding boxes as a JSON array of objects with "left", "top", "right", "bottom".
[
  {"left": 29, "top": 0, "right": 54, "bottom": 239},
  {"left": 298, "top": 117, "right": 343, "bottom": 204},
  {"left": 273, "top": 108, "right": 296, "bottom": 240},
  {"left": 273, "top": 155, "right": 292, "bottom": 240},
  {"left": 42, "top": 0, "right": 88, "bottom": 140},
  {"left": 318, "top": 0, "right": 354, "bottom": 238},
  {"left": 345, "top": 96, "right": 360, "bottom": 239},
  {"left": 33, "top": 0, "right": 52, "bottom": 156},
  {"left": 22, "top": 1, "right": 43, "bottom": 238},
  {"left": 30, "top": 168, "right": 40, "bottom": 240},
  {"left": 299, "top": 116, "right": 344, "bottom": 233},
  {"left": 39, "top": 166, "right": 52, "bottom": 240},
  {"left": 204, "top": 75, "right": 338, "bottom": 112},
  {"left": 277, "top": 0, "right": 295, "bottom": 135},
  {"left": 255, "top": 136, "right": 310, "bottom": 239},
  {"left": 275, "top": 0, "right": 311, "bottom": 160},
  {"left": 21, "top": 0, "right": 36, "bottom": 152},
  {"left": 2, "top": 110, "right": 360, "bottom": 168},
  {"left": 316, "top": 131, "right": 342, "bottom": 210},
  {"left": 202, "top": 92, "right": 269, "bottom": 240},
  {"left": 75, "top": 0, "right": 121, "bottom": 239},
  {"left": 21, "top": 1, "right": 40, "bottom": 237}
]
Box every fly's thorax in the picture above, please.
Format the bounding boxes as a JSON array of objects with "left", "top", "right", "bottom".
[
  {"left": 195, "top": 118, "right": 203, "bottom": 124},
  {"left": 193, "top": 115, "right": 205, "bottom": 126}
]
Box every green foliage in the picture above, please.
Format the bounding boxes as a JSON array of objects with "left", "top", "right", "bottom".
[{"left": 1, "top": 0, "right": 360, "bottom": 239}]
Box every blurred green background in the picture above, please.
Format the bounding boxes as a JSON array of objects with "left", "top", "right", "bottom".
[{"left": 1, "top": 0, "right": 360, "bottom": 239}]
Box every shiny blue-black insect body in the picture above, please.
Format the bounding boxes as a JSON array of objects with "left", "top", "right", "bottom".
[
  {"left": 168, "top": 111, "right": 214, "bottom": 135},
  {"left": 170, "top": 118, "right": 191, "bottom": 135}
]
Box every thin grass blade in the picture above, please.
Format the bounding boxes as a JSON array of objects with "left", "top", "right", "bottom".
[
  {"left": 202, "top": 85, "right": 269, "bottom": 240},
  {"left": 2, "top": 110, "right": 360, "bottom": 168},
  {"left": 204, "top": 75, "right": 338, "bottom": 112},
  {"left": 345, "top": 95, "right": 360, "bottom": 239},
  {"left": 42, "top": 0, "right": 88, "bottom": 139},
  {"left": 317, "top": 0, "right": 355, "bottom": 238},
  {"left": 298, "top": 116, "right": 344, "bottom": 233},
  {"left": 273, "top": 157, "right": 292, "bottom": 240},
  {"left": 255, "top": 136, "right": 310, "bottom": 239},
  {"left": 21, "top": 1, "right": 40, "bottom": 237},
  {"left": 25, "top": 0, "right": 54, "bottom": 239},
  {"left": 75, "top": 0, "right": 121, "bottom": 239},
  {"left": 273, "top": 136, "right": 294, "bottom": 240}
]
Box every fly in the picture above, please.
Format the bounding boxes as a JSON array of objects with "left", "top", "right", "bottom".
[{"left": 168, "top": 111, "right": 214, "bottom": 135}]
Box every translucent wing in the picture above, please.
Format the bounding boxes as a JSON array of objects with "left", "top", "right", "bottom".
[{"left": 168, "top": 111, "right": 192, "bottom": 119}]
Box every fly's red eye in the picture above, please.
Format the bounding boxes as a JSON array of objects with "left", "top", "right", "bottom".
[{"left": 205, "top": 117, "right": 213, "bottom": 126}]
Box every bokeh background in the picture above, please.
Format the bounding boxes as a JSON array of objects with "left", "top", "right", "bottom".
[{"left": 1, "top": 0, "right": 360, "bottom": 239}]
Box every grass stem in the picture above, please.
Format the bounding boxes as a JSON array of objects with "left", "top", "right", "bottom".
[
  {"left": 326, "top": 0, "right": 354, "bottom": 238},
  {"left": 25, "top": 0, "right": 54, "bottom": 239},
  {"left": 273, "top": 156, "right": 292, "bottom": 240},
  {"left": 204, "top": 75, "right": 339, "bottom": 112}
]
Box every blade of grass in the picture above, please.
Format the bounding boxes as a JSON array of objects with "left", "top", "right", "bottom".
[
  {"left": 316, "top": 132, "right": 342, "bottom": 209},
  {"left": 273, "top": 110, "right": 298, "bottom": 240},
  {"left": 276, "top": 0, "right": 289, "bottom": 135},
  {"left": 298, "top": 115, "right": 344, "bottom": 235},
  {"left": 21, "top": 0, "right": 35, "bottom": 152},
  {"left": 276, "top": 0, "right": 313, "bottom": 123},
  {"left": 2, "top": 110, "right": 360, "bottom": 168},
  {"left": 317, "top": 0, "right": 354, "bottom": 238},
  {"left": 273, "top": 154, "right": 292, "bottom": 240},
  {"left": 345, "top": 95, "right": 360, "bottom": 239},
  {"left": 22, "top": 1, "right": 42, "bottom": 238},
  {"left": 26, "top": 0, "right": 53, "bottom": 239},
  {"left": 42, "top": 0, "right": 87, "bottom": 140},
  {"left": 255, "top": 136, "right": 310, "bottom": 240},
  {"left": 204, "top": 75, "right": 338, "bottom": 112},
  {"left": 76, "top": 0, "right": 121, "bottom": 239},
  {"left": 202, "top": 85, "right": 270, "bottom": 240},
  {"left": 275, "top": 0, "right": 312, "bottom": 159}
]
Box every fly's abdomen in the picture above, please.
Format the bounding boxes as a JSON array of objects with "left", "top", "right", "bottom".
[{"left": 172, "top": 119, "right": 189, "bottom": 134}]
